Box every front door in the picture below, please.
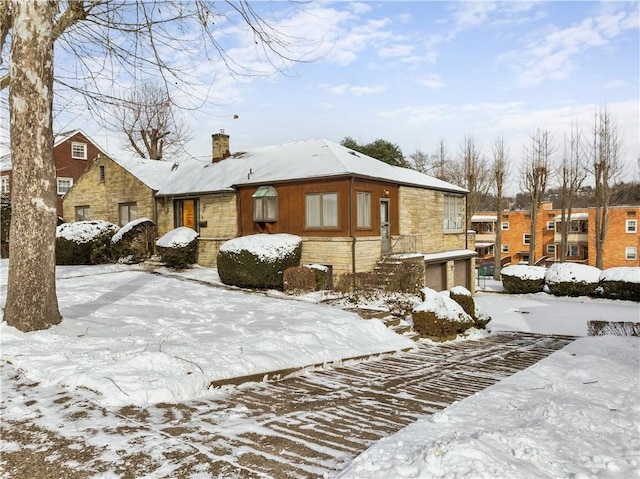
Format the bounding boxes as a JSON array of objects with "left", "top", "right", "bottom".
[
  {"left": 380, "top": 199, "right": 390, "bottom": 254},
  {"left": 176, "top": 199, "right": 197, "bottom": 230}
]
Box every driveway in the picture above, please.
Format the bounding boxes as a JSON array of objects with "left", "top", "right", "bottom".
[{"left": 1, "top": 332, "right": 574, "bottom": 478}]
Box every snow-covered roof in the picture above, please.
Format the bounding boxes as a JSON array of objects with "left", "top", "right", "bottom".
[
  {"left": 156, "top": 139, "right": 467, "bottom": 196},
  {"left": 112, "top": 156, "right": 177, "bottom": 191},
  {"left": 471, "top": 215, "right": 497, "bottom": 222},
  {"left": 423, "top": 249, "right": 477, "bottom": 262},
  {"left": 0, "top": 154, "right": 10, "bottom": 172},
  {"left": 554, "top": 212, "right": 589, "bottom": 221}
]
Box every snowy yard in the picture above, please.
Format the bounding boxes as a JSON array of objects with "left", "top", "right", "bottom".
[{"left": 1, "top": 259, "right": 638, "bottom": 478}]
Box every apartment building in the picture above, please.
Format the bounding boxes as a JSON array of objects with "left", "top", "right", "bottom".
[{"left": 471, "top": 202, "right": 639, "bottom": 269}]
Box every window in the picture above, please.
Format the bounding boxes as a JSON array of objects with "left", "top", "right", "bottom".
[
  {"left": 252, "top": 186, "right": 278, "bottom": 222},
  {"left": 305, "top": 192, "right": 338, "bottom": 229},
  {"left": 71, "top": 142, "right": 87, "bottom": 160},
  {"left": 0, "top": 176, "right": 9, "bottom": 193},
  {"left": 443, "top": 194, "right": 463, "bottom": 232},
  {"left": 626, "top": 219, "right": 637, "bottom": 233},
  {"left": 356, "top": 191, "right": 371, "bottom": 229},
  {"left": 501, "top": 244, "right": 510, "bottom": 253},
  {"left": 99, "top": 165, "right": 106, "bottom": 183},
  {"left": 547, "top": 221, "right": 555, "bottom": 230},
  {"left": 57, "top": 177, "right": 73, "bottom": 195},
  {"left": 626, "top": 246, "right": 638, "bottom": 261},
  {"left": 75, "top": 206, "right": 90, "bottom": 221},
  {"left": 119, "top": 202, "right": 138, "bottom": 226},
  {"left": 501, "top": 222, "right": 509, "bottom": 230},
  {"left": 567, "top": 245, "right": 579, "bottom": 257},
  {"left": 523, "top": 234, "right": 531, "bottom": 245},
  {"left": 546, "top": 244, "right": 556, "bottom": 254}
]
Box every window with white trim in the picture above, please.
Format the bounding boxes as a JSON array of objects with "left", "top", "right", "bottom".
[
  {"left": 57, "top": 177, "right": 73, "bottom": 195},
  {"left": 71, "top": 142, "right": 87, "bottom": 160},
  {"left": 253, "top": 186, "right": 278, "bottom": 222},
  {"left": 0, "top": 175, "right": 9, "bottom": 193},
  {"left": 356, "top": 191, "right": 371, "bottom": 229},
  {"left": 501, "top": 222, "right": 509, "bottom": 230},
  {"left": 546, "top": 244, "right": 556, "bottom": 254},
  {"left": 501, "top": 244, "right": 510, "bottom": 253},
  {"left": 305, "top": 192, "right": 338, "bottom": 229},
  {"left": 523, "top": 234, "right": 531, "bottom": 245},
  {"left": 626, "top": 219, "right": 637, "bottom": 233},
  {"left": 547, "top": 221, "right": 555, "bottom": 230},
  {"left": 443, "top": 194, "right": 463, "bottom": 232},
  {"left": 75, "top": 206, "right": 90, "bottom": 221},
  {"left": 567, "top": 245, "right": 579, "bottom": 257},
  {"left": 625, "top": 246, "right": 637, "bottom": 261},
  {"left": 118, "top": 202, "right": 138, "bottom": 226}
]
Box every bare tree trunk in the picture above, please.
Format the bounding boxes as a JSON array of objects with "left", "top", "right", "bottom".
[
  {"left": 5, "top": 0, "right": 61, "bottom": 331},
  {"left": 492, "top": 137, "right": 509, "bottom": 280}
]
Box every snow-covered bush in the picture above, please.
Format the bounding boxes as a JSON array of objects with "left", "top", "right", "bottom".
[
  {"left": 306, "top": 264, "right": 332, "bottom": 290},
  {"left": 217, "top": 234, "right": 302, "bottom": 290},
  {"left": 156, "top": 227, "right": 199, "bottom": 269},
  {"left": 545, "top": 263, "right": 601, "bottom": 297},
  {"left": 111, "top": 217, "right": 155, "bottom": 264},
  {"left": 599, "top": 267, "right": 640, "bottom": 302},
  {"left": 411, "top": 287, "right": 475, "bottom": 341},
  {"left": 501, "top": 265, "right": 546, "bottom": 294},
  {"left": 449, "top": 286, "right": 491, "bottom": 328},
  {"left": 283, "top": 266, "right": 316, "bottom": 294},
  {"left": 56, "top": 220, "right": 119, "bottom": 265}
]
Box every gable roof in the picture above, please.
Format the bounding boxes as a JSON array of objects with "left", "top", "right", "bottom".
[
  {"left": 111, "top": 156, "right": 176, "bottom": 191},
  {"left": 156, "top": 138, "right": 466, "bottom": 196}
]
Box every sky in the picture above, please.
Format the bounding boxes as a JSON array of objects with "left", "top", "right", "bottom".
[
  {"left": 1, "top": 1, "right": 639, "bottom": 185},
  {"left": 1, "top": 257, "right": 639, "bottom": 477}
]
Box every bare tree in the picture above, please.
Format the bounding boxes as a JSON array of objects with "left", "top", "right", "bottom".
[
  {"left": 449, "top": 135, "right": 491, "bottom": 231},
  {"left": 590, "top": 108, "right": 624, "bottom": 269},
  {"left": 0, "top": 1, "right": 314, "bottom": 331},
  {"left": 557, "top": 123, "right": 587, "bottom": 262},
  {"left": 492, "top": 137, "right": 510, "bottom": 280},
  {"left": 114, "top": 82, "right": 191, "bottom": 160},
  {"left": 409, "top": 148, "right": 429, "bottom": 174},
  {"left": 521, "top": 128, "right": 553, "bottom": 265},
  {"left": 431, "top": 138, "right": 450, "bottom": 181}
]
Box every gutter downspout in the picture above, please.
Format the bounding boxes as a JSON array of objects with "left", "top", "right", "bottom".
[{"left": 349, "top": 177, "right": 356, "bottom": 275}]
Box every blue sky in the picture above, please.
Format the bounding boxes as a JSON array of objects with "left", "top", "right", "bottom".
[{"left": 5, "top": 1, "right": 639, "bottom": 186}]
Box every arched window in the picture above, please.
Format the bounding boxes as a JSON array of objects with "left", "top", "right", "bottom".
[{"left": 253, "top": 186, "right": 278, "bottom": 222}]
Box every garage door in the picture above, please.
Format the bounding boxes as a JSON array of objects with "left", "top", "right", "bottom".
[
  {"left": 425, "top": 262, "right": 445, "bottom": 291},
  {"left": 454, "top": 259, "right": 469, "bottom": 289}
]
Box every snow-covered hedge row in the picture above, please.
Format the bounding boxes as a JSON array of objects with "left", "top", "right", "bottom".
[
  {"left": 111, "top": 218, "right": 155, "bottom": 264},
  {"left": 156, "top": 227, "right": 199, "bottom": 268},
  {"left": 501, "top": 264, "right": 639, "bottom": 301},
  {"left": 217, "top": 234, "right": 302, "bottom": 290},
  {"left": 56, "top": 220, "right": 119, "bottom": 265}
]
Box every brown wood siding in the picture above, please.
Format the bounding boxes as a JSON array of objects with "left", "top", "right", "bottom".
[{"left": 237, "top": 177, "right": 399, "bottom": 238}]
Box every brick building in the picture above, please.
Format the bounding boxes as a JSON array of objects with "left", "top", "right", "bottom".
[
  {"left": 0, "top": 130, "right": 107, "bottom": 219},
  {"left": 471, "top": 202, "right": 640, "bottom": 269}
]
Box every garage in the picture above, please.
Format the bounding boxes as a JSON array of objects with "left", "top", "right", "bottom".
[{"left": 425, "top": 262, "right": 446, "bottom": 291}]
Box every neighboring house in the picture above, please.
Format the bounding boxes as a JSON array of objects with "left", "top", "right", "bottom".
[
  {"left": 0, "top": 130, "right": 108, "bottom": 219},
  {"left": 471, "top": 202, "right": 640, "bottom": 269},
  {"left": 63, "top": 153, "right": 174, "bottom": 225},
  {"left": 64, "top": 133, "right": 476, "bottom": 291}
]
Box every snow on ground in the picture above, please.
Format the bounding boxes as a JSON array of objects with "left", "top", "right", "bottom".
[{"left": 1, "top": 259, "right": 639, "bottom": 477}]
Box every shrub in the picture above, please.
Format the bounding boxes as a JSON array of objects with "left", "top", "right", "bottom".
[
  {"left": 501, "top": 265, "right": 546, "bottom": 294},
  {"left": 600, "top": 267, "right": 640, "bottom": 302},
  {"left": 411, "top": 287, "right": 474, "bottom": 341},
  {"left": 545, "top": 263, "right": 601, "bottom": 297},
  {"left": 111, "top": 218, "right": 155, "bottom": 264},
  {"left": 449, "top": 286, "right": 491, "bottom": 329},
  {"left": 306, "top": 264, "right": 332, "bottom": 290},
  {"left": 56, "top": 220, "right": 119, "bottom": 265},
  {"left": 385, "top": 256, "right": 424, "bottom": 294},
  {"left": 217, "top": 234, "right": 302, "bottom": 290},
  {"left": 283, "top": 266, "right": 316, "bottom": 294},
  {"left": 156, "top": 227, "right": 199, "bottom": 269}
]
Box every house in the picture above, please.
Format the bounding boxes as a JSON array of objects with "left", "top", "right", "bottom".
[
  {"left": 0, "top": 130, "right": 108, "bottom": 219},
  {"left": 62, "top": 153, "right": 175, "bottom": 225},
  {"left": 471, "top": 202, "right": 640, "bottom": 269},
  {"left": 64, "top": 133, "right": 477, "bottom": 291}
]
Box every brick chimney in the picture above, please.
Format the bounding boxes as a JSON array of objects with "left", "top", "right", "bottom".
[{"left": 212, "top": 130, "right": 230, "bottom": 163}]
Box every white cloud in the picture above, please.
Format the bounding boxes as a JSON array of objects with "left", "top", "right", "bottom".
[
  {"left": 378, "top": 44, "right": 414, "bottom": 58},
  {"left": 419, "top": 74, "right": 445, "bottom": 90},
  {"left": 350, "top": 85, "right": 386, "bottom": 96}
]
